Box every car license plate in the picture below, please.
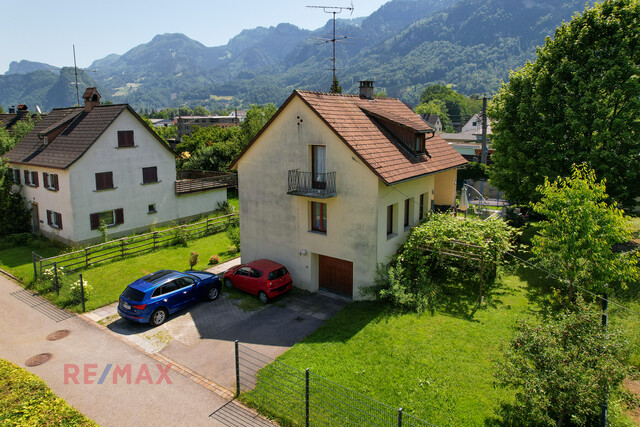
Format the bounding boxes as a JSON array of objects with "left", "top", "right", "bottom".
[{"left": 122, "top": 302, "right": 131, "bottom": 310}]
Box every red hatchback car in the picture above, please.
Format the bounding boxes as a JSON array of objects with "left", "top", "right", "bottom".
[{"left": 223, "top": 259, "right": 292, "bottom": 303}]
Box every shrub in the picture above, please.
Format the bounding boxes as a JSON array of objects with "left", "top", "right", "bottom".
[
  {"left": 189, "top": 251, "right": 199, "bottom": 269},
  {"left": 174, "top": 226, "right": 188, "bottom": 246},
  {"left": 216, "top": 200, "right": 233, "bottom": 215},
  {"left": 227, "top": 245, "right": 238, "bottom": 254},
  {"left": 209, "top": 255, "right": 220, "bottom": 265},
  {"left": 69, "top": 280, "right": 92, "bottom": 302},
  {"left": 226, "top": 225, "right": 240, "bottom": 250}
]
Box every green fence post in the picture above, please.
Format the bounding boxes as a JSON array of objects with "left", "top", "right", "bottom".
[
  {"left": 235, "top": 340, "right": 240, "bottom": 397},
  {"left": 53, "top": 262, "right": 59, "bottom": 294},
  {"left": 32, "top": 252, "right": 38, "bottom": 281},
  {"left": 398, "top": 407, "right": 403, "bottom": 427},
  {"left": 306, "top": 368, "right": 310, "bottom": 427}
]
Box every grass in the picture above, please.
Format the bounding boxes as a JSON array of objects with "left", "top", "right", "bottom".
[
  {"left": 0, "top": 359, "right": 97, "bottom": 426},
  {"left": 44, "top": 231, "right": 238, "bottom": 312},
  {"left": 252, "top": 273, "right": 529, "bottom": 426}
]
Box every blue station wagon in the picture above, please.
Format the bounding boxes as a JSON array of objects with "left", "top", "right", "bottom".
[{"left": 117, "top": 270, "right": 221, "bottom": 326}]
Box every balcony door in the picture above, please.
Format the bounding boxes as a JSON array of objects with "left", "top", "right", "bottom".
[{"left": 312, "top": 145, "right": 326, "bottom": 190}]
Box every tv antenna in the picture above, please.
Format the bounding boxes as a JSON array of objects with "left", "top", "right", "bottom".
[
  {"left": 70, "top": 45, "right": 96, "bottom": 106},
  {"left": 307, "top": 3, "right": 355, "bottom": 86}
]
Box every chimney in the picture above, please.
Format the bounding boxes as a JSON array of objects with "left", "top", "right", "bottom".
[
  {"left": 8, "top": 106, "right": 16, "bottom": 114},
  {"left": 82, "top": 87, "right": 101, "bottom": 112},
  {"left": 359, "top": 80, "right": 375, "bottom": 100},
  {"left": 16, "top": 104, "right": 28, "bottom": 117}
]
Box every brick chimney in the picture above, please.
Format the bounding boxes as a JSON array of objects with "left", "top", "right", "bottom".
[
  {"left": 16, "top": 104, "right": 28, "bottom": 117},
  {"left": 82, "top": 87, "right": 101, "bottom": 112},
  {"left": 359, "top": 80, "right": 375, "bottom": 100}
]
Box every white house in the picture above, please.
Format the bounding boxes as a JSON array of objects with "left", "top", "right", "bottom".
[
  {"left": 231, "top": 82, "right": 467, "bottom": 300},
  {"left": 3, "top": 88, "right": 229, "bottom": 244}
]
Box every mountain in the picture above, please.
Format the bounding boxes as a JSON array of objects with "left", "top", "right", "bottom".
[
  {"left": 5, "top": 60, "right": 60, "bottom": 75},
  {"left": 0, "top": 0, "right": 595, "bottom": 111}
]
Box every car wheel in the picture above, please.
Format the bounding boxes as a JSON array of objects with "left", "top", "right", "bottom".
[
  {"left": 224, "top": 278, "right": 233, "bottom": 289},
  {"left": 207, "top": 286, "right": 220, "bottom": 301},
  {"left": 150, "top": 308, "right": 168, "bottom": 326},
  {"left": 259, "top": 291, "right": 269, "bottom": 304}
]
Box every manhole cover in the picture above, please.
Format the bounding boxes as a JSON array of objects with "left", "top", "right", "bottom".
[
  {"left": 25, "top": 353, "right": 53, "bottom": 367},
  {"left": 46, "top": 330, "right": 71, "bottom": 341}
]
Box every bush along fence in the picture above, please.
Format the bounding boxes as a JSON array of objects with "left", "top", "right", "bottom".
[
  {"left": 31, "top": 213, "right": 239, "bottom": 281},
  {"left": 37, "top": 265, "right": 91, "bottom": 312},
  {"left": 235, "top": 341, "right": 437, "bottom": 427}
]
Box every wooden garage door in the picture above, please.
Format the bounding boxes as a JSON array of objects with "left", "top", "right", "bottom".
[{"left": 319, "top": 255, "right": 353, "bottom": 297}]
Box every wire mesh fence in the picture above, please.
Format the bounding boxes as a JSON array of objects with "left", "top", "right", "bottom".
[
  {"left": 34, "top": 264, "right": 91, "bottom": 312},
  {"left": 235, "top": 342, "right": 437, "bottom": 427}
]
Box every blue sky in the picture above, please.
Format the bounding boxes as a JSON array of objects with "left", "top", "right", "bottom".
[{"left": 1, "top": 0, "right": 390, "bottom": 73}]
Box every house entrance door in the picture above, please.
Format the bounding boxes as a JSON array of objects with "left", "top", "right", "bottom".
[
  {"left": 318, "top": 255, "right": 353, "bottom": 297},
  {"left": 31, "top": 203, "right": 40, "bottom": 233}
]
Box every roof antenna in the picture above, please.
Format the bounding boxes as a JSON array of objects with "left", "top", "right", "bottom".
[
  {"left": 307, "top": 3, "right": 355, "bottom": 88},
  {"left": 73, "top": 45, "right": 80, "bottom": 106}
]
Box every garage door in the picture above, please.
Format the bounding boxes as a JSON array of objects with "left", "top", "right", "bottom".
[{"left": 318, "top": 255, "right": 353, "bottom": 297}]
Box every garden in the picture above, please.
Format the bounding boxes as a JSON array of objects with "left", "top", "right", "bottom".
[{"left": 0, "top": 197, "right": 241, "bottom": 312}]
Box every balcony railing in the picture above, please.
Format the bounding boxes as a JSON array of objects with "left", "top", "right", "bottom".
[
  {"left": 287, "top": 170, "right": 336, "bottom": 198},
  {"left": 175, "top": 172, "right": 237, "bottom": 195}
]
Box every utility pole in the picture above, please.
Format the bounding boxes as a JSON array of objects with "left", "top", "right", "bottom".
[{"left": 480, "top": 96, "right": 488, "bottom": 165}]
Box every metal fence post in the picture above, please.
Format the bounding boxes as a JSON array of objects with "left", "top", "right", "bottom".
[
  {"left": 235, "top": 340, "right": 240, "bottom": 397},
  {"left": 32, "top": 252, "right": 38, "bottom": 281},
  {"left": 305, "top": 368, "right": 310, "bottom": 427},
  {"left": 53, "top": 262, "right": 59, "bottom": 294},
  {"left": 398, "top": 407, "right": 403, "bottom": 427},
  {"left": 79, "top": 273, "right": 86, "bottom": 313}
]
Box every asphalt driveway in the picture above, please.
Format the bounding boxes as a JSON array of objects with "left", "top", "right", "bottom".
[{"left": 88, "top": 276, "right": 348, "bottom": 393}]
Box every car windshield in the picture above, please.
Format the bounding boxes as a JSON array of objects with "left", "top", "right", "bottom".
[
  {"left": 268, "top": 267, "right": 288, "bottom": 281},
  {"left": 121, "top": 286, "right": 145, "bottom": 302}
]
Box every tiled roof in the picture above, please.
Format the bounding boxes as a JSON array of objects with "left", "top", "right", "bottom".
[
  {"left": 3, "top": 104, "right": 174, "bottom": 169},
  {"left": 294, "top": 91, "right": 467, "bottom": 184}
]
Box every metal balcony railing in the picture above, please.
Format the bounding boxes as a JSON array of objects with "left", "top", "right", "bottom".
[{"left": 287, "top": 170, "right": 336, "bottom": 198}]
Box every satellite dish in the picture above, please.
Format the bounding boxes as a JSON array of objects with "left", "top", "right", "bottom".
[{"left": 35, "top": 105, "right": 42, "bottom": 114}]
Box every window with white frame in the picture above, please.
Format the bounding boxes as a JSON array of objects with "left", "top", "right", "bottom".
[
  {"left": 90, "top": 208, "right": 124, "bottom": 229},
  {"left": 46, "top": 210, "right": 62, "bottom": 229},
  {"left": 43, "top": 172, "right": 59, "bottom": 191},
  {"left": 311, "top": 201, "right": 327, "bottom": 233}
]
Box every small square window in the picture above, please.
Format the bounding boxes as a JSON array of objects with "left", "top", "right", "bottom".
[
  {"left": 148, "top": 204, "right": 157, "bottom": 213},
  {"left": 142, "top": 167, "right": 158, "bottom": 184},
  {"left": 95, "top": 171, "right": 114, "bottom": 190},
  {"left": 117, "top": 130, "right": 134, "bottom": 148}
]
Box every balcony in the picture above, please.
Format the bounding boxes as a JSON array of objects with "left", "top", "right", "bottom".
[
  {"left": 287, "top": 170, "right": 336, "bottom": 198},
  {"left": 175, "top": 170, "right": 237, "bottom": 195}
]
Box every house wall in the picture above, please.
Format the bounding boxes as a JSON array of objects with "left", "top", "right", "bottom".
[
  {"left": 68, "top": 110, "right": 223, "bottom": 243},
  {"left": 376, "top": 175, "right": 434, "bottom": 264},
  {"left": 14, "top": 166, "right": 74, "bottom": 242},
  {"left": 433, "top": 168, "right": 457, "bottom": 206},
  {"left": 236, "top": 96, "right": 380, "bottom": 299}
]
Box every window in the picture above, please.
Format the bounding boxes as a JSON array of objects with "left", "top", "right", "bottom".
[
  {"left": 95, "top": 172, "right": 114, "bottom": 190},
  {"left": 312, "top": 145, "right": 326, "bottom": 189},
  {"left": 30, "top": 171, "right": 39, "bottom": 187},
  {"left": 11, "top": 168, "right": 20, "bottom": 184},
  {"left": 142, "top": 166, "right": 158, "bottom": 184},
  {"left": 311, "top": 202, "right": 327, "bottom": 233},
  {"left": 236, "top": 267, "right": 251, "bottom": 276},
  {"left": 43, "top": 172, "right": 59, "bottom": 191},
  {"left": 419, "top": 194, "right": 425, "bottom": 220},
  {"left": 404, "top": 198, "right": 411, "bottom": 227},
  {"left": 148, "top": 204, "right": 157, "bottom": 214},
  {"left": 250, "top": 269, "right": 263, "bottom": 278},
  {"left": 414, "top": 134, "right": 424, "bottom": 154},
  {"left": 415, "top": 136, "right": 421, "bottom": 152},
  {"left": 90, "top": 208, "right": 124, "bottom": 229},
  {"left": 23, "top": 170, "right": 30, "bottom": 186},
  {"left": 46, "top": 210, "right": 62, "bottom": 229},
  {"left": 117, "top": 130, "right": 134, "bottom": 148},
  {"left": 268, "top": 267, "right": 288, "bottom": 281},
  {"left": 387, "top": 204, "right": 394, "bottom": 236}
]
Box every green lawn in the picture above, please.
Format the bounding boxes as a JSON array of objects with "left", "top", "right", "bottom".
[{"left": 0, "top": 359, "right": 97, "bottom": 426}]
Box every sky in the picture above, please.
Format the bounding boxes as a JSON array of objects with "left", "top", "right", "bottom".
[{"left": 1, "top": 0, "right": 390, "bottom": 74}]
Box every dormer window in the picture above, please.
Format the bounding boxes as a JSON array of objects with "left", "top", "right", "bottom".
[{"left": 414, "top": 134, "right": 424, "bottom": 154}]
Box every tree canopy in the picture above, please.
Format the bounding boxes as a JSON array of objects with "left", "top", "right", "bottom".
[
  {"left": 531, "top": 164, "right": 639, "bottom": 298},
  {"left": 489, "top": 0, "right": 640, "bottom": 208},
  {"left": 413, "top": 84, "right": 481, "bottom": 130},
  {"left": 0, "top": 160, "right": 30, "bottom": 237}
]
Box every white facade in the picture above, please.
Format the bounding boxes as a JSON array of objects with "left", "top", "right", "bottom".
[
  {"left": 12, "top": 109, "right": 226, "bottom": 244},
  {"left": 236, "top": 96, "right": 458, "bottom": 300}
]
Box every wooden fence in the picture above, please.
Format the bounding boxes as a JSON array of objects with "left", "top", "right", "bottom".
[{"left": 32, "top": 213, "right": 238, "bottom": 280}]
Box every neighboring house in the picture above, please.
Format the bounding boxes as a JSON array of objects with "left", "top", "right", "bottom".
[
  {"left": 441, "top": 114, "right": 493, "bottom": 162},
  {"left": 231, "top": 81, "right": 467, "bottom": 300},
  {"left": 176, "top": 110, "right": 246, "bottom": 140},
  {"left": 423, "top": 114, "right": 442, "bottom": 132},
  {"left": 0, "top": 104, "right": 41, "bottom": 134},
  {"left": 3, "top": 88, "right": 230, "bottom": 244}
]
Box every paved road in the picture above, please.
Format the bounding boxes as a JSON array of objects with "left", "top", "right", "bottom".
[{"left": 0, "top": 274, "right": 268, "bottom": 426}]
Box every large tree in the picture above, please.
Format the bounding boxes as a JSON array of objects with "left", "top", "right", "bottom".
[
  {"left": 0, "top": 160, "right": 30, "bottom": 237},
  {"left": 532, "top": 164, "right": 638, "bottom": 298},
  {"left": 489, "top": 0, "right": 640, "bottom": 208}
]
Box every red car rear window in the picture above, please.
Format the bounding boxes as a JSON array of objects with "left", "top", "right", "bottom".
[{"left": 268, "top": 267, "right": 288, "bottom": 281}]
